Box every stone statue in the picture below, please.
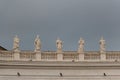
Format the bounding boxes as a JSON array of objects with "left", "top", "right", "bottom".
[
  {"left": 99, "top": 37, "right": 105, "bottom": 53},
  {"left": 13, "top": 35, "right": 20, "bottom": 51},
  {"left": 56, "top": 38, "right": 63, "bottom": 50},
  {"left": 34, "top": 35, "right": 41, "bottom": 52},
  {"left": 78, "top": 38, "right": 84, "bottom": 52}
]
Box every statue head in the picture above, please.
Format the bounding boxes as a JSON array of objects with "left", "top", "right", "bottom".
[
  {"left": 79, "top": 37, "right": 84, "bottom": 45},
  {"left": 36, "top": 35, "right": 39, "bottom": 39},
  {"left": 100, "top": 36, "right": 105, "bottom": 44}
]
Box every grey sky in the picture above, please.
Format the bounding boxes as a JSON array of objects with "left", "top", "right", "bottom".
[{"left": 0, "top": 0, "right": 120, "bottom": 51}]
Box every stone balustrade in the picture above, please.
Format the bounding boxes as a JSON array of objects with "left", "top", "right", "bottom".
[
  {"left": 84, "top": 51, "right": 100, "bottom": 60},
  {"left": 63, "top": 51, "right": 79, "bottom": 61},
  {"left": 0, "top": 51, "right": 13, "bottom": 60},
  {"left": 0, "top": 50, "right": 120, "bottom": 62},
  {"left": 41, "top": 52, "right": 57, "bottom": 61},
  {"left": 20, "top": 51, "right": 36, "bottom": 61}
]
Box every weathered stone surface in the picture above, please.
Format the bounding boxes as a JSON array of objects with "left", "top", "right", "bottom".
[{"left": 0, "top": 61, "right": 120, "bottom": 80}]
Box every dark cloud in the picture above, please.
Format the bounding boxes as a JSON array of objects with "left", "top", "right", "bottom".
[{"left": 0, "top": 0, "right": 120, "bottom": 51}]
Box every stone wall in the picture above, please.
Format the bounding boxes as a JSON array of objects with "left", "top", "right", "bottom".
[{"left": 0, "top": 61, "right": 120, "bottom": 80}]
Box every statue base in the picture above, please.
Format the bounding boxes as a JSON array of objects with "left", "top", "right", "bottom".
[{"left": 13, "top": 50, "right": 20, "bottom": 60}]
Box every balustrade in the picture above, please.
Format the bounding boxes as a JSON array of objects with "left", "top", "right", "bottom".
[
  {"left": 63, "top": 52, "right": 79, "bottom": 61},
  {"left": 0, "top": 51, "right": 13, "bottom": 60},
  {"left": 0, "top": 51, "right": 120, "bottom": 61},
  {"left": 106, "top": 51, "right": 120, "bottom": 61},
  {"left": 41, "top": 52, "right": 57, "bottom": 61},
  {"left": 20, "top": 51, "right": 35, "bottom": 61},
  {"left": 84, "top": 52, "right": 100, "bottom": 60}
]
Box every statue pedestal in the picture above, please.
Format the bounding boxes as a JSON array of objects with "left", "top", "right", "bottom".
[
  {"left": 14, "top": 50, "right": 20, "bottom": 61},
  {"left": 35, "top": 51, "right": 41, "bottom": 61},
  {"left": 78, "top": 52, "right": 84, "bottom": 61},
  {"left": 57, "top": 53, "right": 63, "bottom": 61},
  {"left": 100, "top": 52, "right": 106, "bottom": 61},
  {"left": 57, "top": 50, "right": 63, "bottom": 61}
]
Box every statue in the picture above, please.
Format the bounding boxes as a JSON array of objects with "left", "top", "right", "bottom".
[
  {"left": 56, "top": 38, "right": 63, "bottom": 50},
  {"left": 99, "top": 37, "right": 105, "bottom": 53},
  {"left": 78, "top": 38, "right": 84, "bottom": 52},
  {"left": 13, "top": 35, "right": 20, "bottom": 51},
  {"left": 34, "top": 35, "right": 41, "bottom": 52}
]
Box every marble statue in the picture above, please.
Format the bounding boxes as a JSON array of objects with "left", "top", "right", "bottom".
[
  {"left": 34, "top": 35, "right": 41, "bottom": 52},
  {"left": 56, "top": 38, "right": 63, "bottom": 50},
  {"left": 13, "top": 35, "right": 20, "bottom": 51},
  {"left": 78, "top": 38, "right": 84, "bottom": 52},
  {"left": 99, "top": 37, "right": 105, "bottom": 52}
]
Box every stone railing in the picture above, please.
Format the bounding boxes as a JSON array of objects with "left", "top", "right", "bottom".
[
  {"left": 41, "top": 51, "right": 57, "bottom": 61},
  {"left": 63, "top": 51, "right": 79, "bottom": 61},
  {"left": 0, "top": 51, "right": 14, "bottom": 60},
  {"left": 0, "top": 50, "right": 120, "bottom": 61},
  {"left": 20, "top": 51, "right": 36, "bottom": 61},
  {"left": 106, "top": 51, "right": 120, "bottom": 61},
  {"left": 84, "top": 51, "right": 100, "bottom": 60}
]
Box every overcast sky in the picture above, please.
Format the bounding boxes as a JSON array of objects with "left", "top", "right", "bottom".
[{"left": 0, "top": 0, "right": 120, "bottom": 51}]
